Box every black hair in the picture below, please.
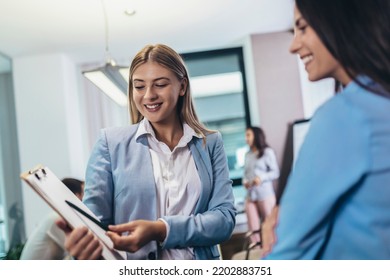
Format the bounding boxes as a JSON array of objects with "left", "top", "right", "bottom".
[
  {"left": 296, "top": 0, "right": 390, "bottom": 97},
  {"left": 61, "top": 178, "right": 84, "bottom": 195},
  {"left": 247, "top": 126, "right": 269, "bottom": 158}
]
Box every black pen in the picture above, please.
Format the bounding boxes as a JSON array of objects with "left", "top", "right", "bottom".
[{"left": 65, "top": 200, "right": 109, "bottom": 231}]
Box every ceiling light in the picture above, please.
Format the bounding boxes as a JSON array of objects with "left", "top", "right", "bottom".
[
  {"left": 124, "top": 8, "right": 136, "bottom": 16},
  {"left": 83, "top": 59, "right": 128, "bottom": 107},
  {"left": 119, "top": 67, "right": 129, "bottom": 81},
  {"left": 82, "top": 0, "right": 128, "bottom": 107}
]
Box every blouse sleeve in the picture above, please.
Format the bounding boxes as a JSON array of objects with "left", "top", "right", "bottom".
[{"left": 255, "top": 148, "right": 280, "bottom": 182}]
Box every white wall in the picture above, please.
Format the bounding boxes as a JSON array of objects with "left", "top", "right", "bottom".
[
  {"left": 13, "top": 53, "right": 86, "bottom": 235},
  {"left": 250, "top": 31, "right": 304, "bottom": 166},
  {"left": 296, "top": 56, "right": 335, "bottom": 119}
]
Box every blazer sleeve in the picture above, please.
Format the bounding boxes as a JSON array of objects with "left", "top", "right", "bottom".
[
  {"left": 162, "top": 132, "right": 236, "bottom": 249},
  {"left": 82, "top": 129, "right": 115, "bottom": 226},
  {"left": 265, "top": 98, "right": 370, "bottom": 259}
]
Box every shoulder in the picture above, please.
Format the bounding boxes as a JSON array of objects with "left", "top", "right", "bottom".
[
  {"left": 100, "top": 124, "right": 140, "bottom": 143},
  {"left": 191, "top": 131, "right": 222, "bottom": 146},
  {"left": 204, "top": 131, "right": 221, "bottom": 142},
  {"left": 204, "top": 131, "right": 223, "bottom": 151},
  {"left": 311, "top": 91, "right": 367, "bottom": 134},
  {"left": 264, "top": 147, "right": 276, "bottom": 156},
  {"left": 191, "top": 131, "right": 224, "bottom": 157},
  {"left": 314, "top": 78, "right": 390, "bottom": 128},
  {"left": 296, "top": 90, "right": 371, "bottom": 169}
]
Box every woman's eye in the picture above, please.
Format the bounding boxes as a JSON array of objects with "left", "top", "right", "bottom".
[
  {"left": 134, "top": 86, "right": 144, "bottom": 90},
  {"left": 155, "top": 84, "right": 167, "bottom": 88},
  {"left": 298, "top": 25, "right": 307, "bottom": 34}
]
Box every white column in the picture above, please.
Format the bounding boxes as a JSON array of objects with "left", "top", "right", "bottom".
[
  {"left": 13, "top": 53, "right": 86, "bottom": 235},
  {"left": 296, "top": 56, "right": 335, "bottom": 119}
]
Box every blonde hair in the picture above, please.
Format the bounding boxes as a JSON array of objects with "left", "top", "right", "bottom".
[{"left": 127, "top": 44, "right": 213, "bottom": 138}]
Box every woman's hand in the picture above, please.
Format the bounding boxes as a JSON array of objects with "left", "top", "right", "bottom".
[
  {"left": 244, "top": 181, "right": 251, "bottom": 189},
  {"left": 252, "top": 176, "right": 262, "bottom": 186},
  {"left": 56, "top": 218, "right": 103, "bottom": 260},
  {"left": 107, "top": 220, "right": 167, "bottom": 253},
  {"left": 260, "top": 205, "right": 279, "bottom": 258}
]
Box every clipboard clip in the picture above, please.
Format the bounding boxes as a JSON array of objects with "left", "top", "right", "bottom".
[{"left": 28, "top": 165, "right": 47, "bottom": 180}]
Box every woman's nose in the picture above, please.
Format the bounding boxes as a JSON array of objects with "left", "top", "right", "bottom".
[
  {"left": 289, "top": 32, "right": 301, "bottom": 54},
  {"left": 144, "top": 87, "right": 157, "bottom": 100}
]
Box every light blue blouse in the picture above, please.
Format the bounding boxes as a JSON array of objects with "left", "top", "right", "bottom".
[{"left": 266, "top": 78, "right": 390, "bottom": 259}]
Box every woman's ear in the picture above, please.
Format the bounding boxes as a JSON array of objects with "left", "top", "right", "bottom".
[{"left": 180, "top": 78, "right": 188, "bottom": 96}]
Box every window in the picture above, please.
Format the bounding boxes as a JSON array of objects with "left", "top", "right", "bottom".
[
  {"left": 182, "top": 47, "right": 251, "bottom": 185},
  {"left": 0, "top": 52, "right": 24, "bottom": 257}
]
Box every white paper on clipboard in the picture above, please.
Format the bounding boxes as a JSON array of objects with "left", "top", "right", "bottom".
[{"left": 21, "top": 165, "right": 126, "bottom": 260}]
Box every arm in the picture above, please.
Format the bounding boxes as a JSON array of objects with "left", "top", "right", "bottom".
[
  {"left": 83, "top": 129, "right": 115, "bottom": 225},
  {"left": 254, "top": 148, "right": 280, "bottom": 183},
  {"left": 241, "top": 153, "right": 254, "bottom": 189},
  {"left": 265, "top": 100, "right": 370, "bottom": 259},
  {"left": 242, "top": 153, "right": 252, "bottom": 188}
]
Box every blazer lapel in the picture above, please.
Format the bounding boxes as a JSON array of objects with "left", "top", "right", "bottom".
[{"left": 189, "top": 138, "right": 213, "bottom": 213}]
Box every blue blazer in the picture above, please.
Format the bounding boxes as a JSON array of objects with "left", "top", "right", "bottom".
[
  {"left": 83, "top": 124, "right": 236, "bottom": 260},
  {"left": 266, "top": 78, "right": 390, "bottom": 259}
]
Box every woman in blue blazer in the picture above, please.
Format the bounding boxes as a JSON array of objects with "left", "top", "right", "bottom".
[
  {"left": 58, "top": 44, "right": 236, "bottom": 260},
  {"left": 262, "top": 0, "right": 390, "bottom": 259}
]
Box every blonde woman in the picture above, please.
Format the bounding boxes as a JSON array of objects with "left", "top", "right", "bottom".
[{"left": 57, "top": 44, "right": 236, "bottom": 260}]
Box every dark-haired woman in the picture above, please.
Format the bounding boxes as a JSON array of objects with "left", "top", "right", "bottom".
[
  {"left": 243, "top": 126, "right": 279, "bottom": 245},
  {"left": 262, "top": 0, "right": 390, "bottom": 259}
]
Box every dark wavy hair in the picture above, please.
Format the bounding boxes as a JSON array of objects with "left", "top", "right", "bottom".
[
  {"left": 62, "top": 178, "right": 84, "bottom": 195},
  {"left": 296, "top": 0, "right": 390, "bottom": 97},
  {"left": 247, "top": 126, "right": 269, "bottom": 158}
]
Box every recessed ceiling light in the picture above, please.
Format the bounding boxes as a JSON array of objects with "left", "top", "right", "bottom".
[{"left": 124, "top": 9, "right": 136, "bottom": 16}]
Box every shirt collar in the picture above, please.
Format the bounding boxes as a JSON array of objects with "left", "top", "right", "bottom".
[{"left": 135, "top": 119, "right": 202, "bottom": 147}]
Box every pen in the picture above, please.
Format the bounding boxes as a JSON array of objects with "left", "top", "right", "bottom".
[{"left": 65, "top": 200, "right": 109, "bottom": 231}]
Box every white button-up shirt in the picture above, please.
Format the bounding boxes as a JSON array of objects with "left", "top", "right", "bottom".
[{"left": 136, "top": 119, "right": 202, "bottom": 259}]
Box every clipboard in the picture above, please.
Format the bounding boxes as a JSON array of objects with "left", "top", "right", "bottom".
[{"left": 21, "top": 164, "right": 126, "bottom": 260}]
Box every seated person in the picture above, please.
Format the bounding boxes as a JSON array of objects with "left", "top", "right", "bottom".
[{"left": 20, "top": 178, "right": 84, "bottom": 260}]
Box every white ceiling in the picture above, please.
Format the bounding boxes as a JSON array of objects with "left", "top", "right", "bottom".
[{"left": 0, "top": 0, "right": 294, "bottom": 67}]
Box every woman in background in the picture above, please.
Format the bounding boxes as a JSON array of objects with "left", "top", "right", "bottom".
[
  {"left": 20, "top": 178, "right": 84, "bottom": 260},
  {"left": 243, "top": 126, "right": 279, "bottom": 245},
  {"left": 262, "top": 0, "right": 390, "bottom": 259}
]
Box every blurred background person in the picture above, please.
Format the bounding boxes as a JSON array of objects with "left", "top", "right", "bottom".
[
  {"left": 20, "top": 178, "right": 84, "bottom": 260},
  {"left": 242, "top": 126, "right": 279, "bottom": 245}
]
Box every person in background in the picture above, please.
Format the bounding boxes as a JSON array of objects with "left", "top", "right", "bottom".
[
  {"left": 242, "top": 126, "right": 279, "bottom": 245},
  {"left": 57, "top": 44, "right": 236, "bottom": 260},
  {"left": 262, "top": 0, "right": 390, "bottom": 259},
  {"left": 20, "top": 178, "right": 84, "bottom": 260}
]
